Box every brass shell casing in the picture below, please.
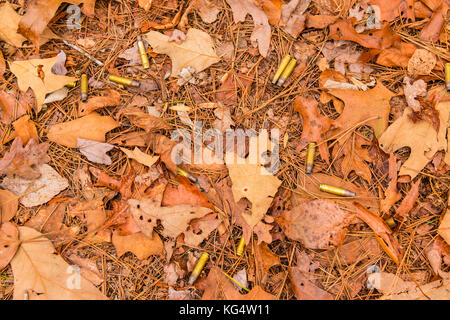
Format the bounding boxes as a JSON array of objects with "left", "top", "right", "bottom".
[
  {"left": 445, "top": 63, "right": 450, "bottom": 92},
  {"left": 305, "top": 142, "right": 316, "bottom": 174},
  {"left": 188, "top": 252, "right": 209, "bottom": 285},
  {"left": 80, "top": 74, "right": 88, "bottom": 102},
  {"left": 319, "top": 184, "right": 356, "bottom": 197},
  {"left": 272, "top": 54, "right": 291, "bottom": 84},
  {"left": 177, "top": 167, "right": 198, "bottom": 184},
  {"left": 384, "top": 217, "right": 397, "bottom": 229},
  {"left": 277, "top": 58, "right": 297, "bottom": 86},
  {"left": 236, "top": 236, "right": 245, "bottom": 256},
  {"left": 137, "top": 37, "right": 150, "bottom": 69},
  {"left": 65, "top": 81, "right": 77, "bottom": 88},
  {"left": 108, "top": 75, "right": 140, "bottom": 87}
]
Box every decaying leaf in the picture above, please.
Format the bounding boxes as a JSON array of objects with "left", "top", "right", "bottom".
[
  {"left": 419, "top": 3, "right": 448, "bottom": 41},
  {"left": 120, "top": 147, "right": 159, "bottom": 168},
  {"left": 9, "top": 56, "right": 77, "bottom": 112},
  {"left": 394, "top": 179, "right": 421, "bottom": 224},
  {"left": 380, "top": 153, "right": 402, "bottom": 213},
  {"left": 121, "top": 107, "right": 172, "bottom": 132},
  {"left": 216, "top": 69, "right": 254, "bottom": 106},
  {"left": 254, "top": 242, "right": 280, "bottom": 282},
  {"left": 18, "top": 0, "right": 96, "bottom": 47},
  {"left": 0, "top": 222, "right": 19, "bottom": 270},
  {"left": 225, "top": 0, "right": 271, "bottom": 57},
  {"left": 293, "top": 96, "right": 332, "bottom": 164},
  {"left": 438, "top": 198, "right": 450, "bottom": 246},
  {"left": 333, "top": 237, "right": 381, "bottom": 265},
  {"left": 66, "top": 254, "right": 104, "bottom": 286},
  {"left": 11, "top": 226, "right": 106, "bottom": 300},
  {"left": 1, "top": 164, "right": 68, "bottom": 207},
  {"left": 48, "top": 113, "right": 120, "bottom": 148},
  {"left": 255, "top": 0, "right": 284, "bottom": 25},
  {"left": 145, "top": 28, "right": 220, "bottom": 77},
  {"left": 407, "top": 49, "right": 436, "bottom": 76},
  {"left": 277, "top": 199, "right": 352, "bottom": 249},
  {"left": 12, "top": 115, "right": 38, "bottom": 146},
  {"left": 226, "top": 148, "right": 281, "bottom": 232},
  {"left": 112, "top": 231, "right": 165, "bottom": 260},
  {"left": 0, "top": 189, "right": 18, "bottom": 223},
  {"left": 162, "top": 176, "right": 213, "bottom": 209},
  {"left": 0, "top": 137, "right": 49, "bottom": 180},
  {"left": 128, "top": 193, "right": 212, "bottom": 240},
  {"left": 77, "top": 138, "right": 114, "bottom": 165},
  {"left": 78, "top": 89, "right": 121, "bottom": 117},
  {"left": 138, "top": 0, "right": 152, "bottom": 11},
  {"left": 289, "top": 267, "right": 334, "bottom": 300},
  {"left": 0, "top": 90, "right": 29, "bottom": 125},
  {"left": 280, "top": 0, "right": 311, "bottom": 37}
]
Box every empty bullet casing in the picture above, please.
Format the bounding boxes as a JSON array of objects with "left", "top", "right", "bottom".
[
  {"left": 384, "top": 217, "right": 397, "bottom": 229},
  {"left": 277, "top": 58, "right": 297, "bottom": 86},
  {"left": 446, "top": 63, "right": 450, "bottom": 92},
  {"left": 108, "top": 75, "right": 140, "bottom": 87},
  {"left": 305, "top": 142, "right": 316, "bottom": 174},
  {"left": 272, "top": 54, "right": 291, "bottom": 84},
  {"left": 80, "top": 74, "right": 88, "bottom": 102},
  {"left": 137, "top": 36, "right": 150, "bottom": 69},
  {"left": 177, "top": 167, "right": 198, "bottom": 184},
  {"left": 65, "top": 81, "right": 77, "bottom": 88},
  {"left": 319, "top": 184, "right": 356, "bottom": 197},
  {"left": 236, "top": 236, "right": 245, "bottom": 256},
  {"left": 188, "top": 252, "right": 209, "bottom": 285}
]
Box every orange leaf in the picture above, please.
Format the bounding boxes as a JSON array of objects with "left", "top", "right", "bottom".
[
  {"left": 78, "top": 89, "right": 121, "bottom": 117},
  {"left": 254, "top": 0, "right": 284, "bottom": 25}
]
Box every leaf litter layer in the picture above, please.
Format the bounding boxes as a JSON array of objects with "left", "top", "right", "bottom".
[{"left": 0, "top": 0, "right": 449, "bottom": 301}]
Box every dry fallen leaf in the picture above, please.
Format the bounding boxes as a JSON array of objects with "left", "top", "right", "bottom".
[
  {"left": 11, "top": 226, "right": 106, "bottom": 300},
  {"left": 280, "top": 0, "right": 311, "bottom": 37},
  {"left": 419, "top": 3, "right": 448, "bottom": 41},
  {"left": 293, "top": 96, "right": 332, "bottom": 163},
  {"left": 162, "top": 176, "right": 213, "bottom": 209},
  {"left": 254, "top": 242, "right": 280, "bottom": 282},
  {"left": 48, "top": 113, "right": 120, "bottom": 148},
  {"left": 120, "top": 147, "right": 159, "bottom": 168},
  {"left": 66, "top": 254, "right": 104, "bottom": 286},
  {"left": 225, "top": 0, "right": 271, "bottom": 57},
  {"left": 0, "top": 3, "right": 57, "bottom": 47},
  {"left": 1, "top": 164, "right": 68, "bottom": 207},
  {"left": 112, "top": 231, "right": 165, "bottom": 260},
  {"left": 12, "top": 115, "right": 38, "bottom": 146},
  {"left": 77, "top": 138, "right": 114, "bottom": 165},
  {"left": 145, "top": 28, "right": 220, "bottom": 77},
  {"left": 9, "top": 56, "right": 77, "bottom": 112},
  {"left": 277, "top": 199, "right": 352, "bottom": 249},
  {"left": 138, "top": 0, "right": 152, "bottom": 11},
  {"left": 78, "top": 89, "right": 121, "bottom": 117},
  {"left": 0, "top": 137, "right": 49, "bottom": 180},
  {"left": 121, "top": 106, "right": 172, "bottom": 132},
  {"left": 407, "top": 49, "right": 436, "bottom": 76},
  {"left": 216, "top": 69, "right": 254, "bottom": 106},
  {"left": 394, "top": 179, "right": 421, "bottom": 224},
  {"left": 289, "top": 267, "right": 334, "bottom": 300},
  {"left": 438, "top": 199, "right": 450, "bottom": 246},
  {"left": 255, "top": 0, "right": 284, "bottom": 25},
  {"left": 0, "top": 189, "right": 18, "bottom": 223},
  {"left": 18, "top": 0, "right": 96, "bottom": 47},
  {"left": 0, "top": 222, "right": 19, "bottom": 270},
  {"left": 0, "top": 90, "right": 29, "bottom": 125},
  {"left": 380, "top": 153, "right": 402, "bottom": 213}
]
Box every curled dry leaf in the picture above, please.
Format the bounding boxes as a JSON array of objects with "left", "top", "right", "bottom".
[
  {"left": 277, "top": 199, "right": 352, "bottom": 249},
  {"left": 374, "top": 41, "right": 416, "bottom": 69},
  {"left": 18, "top": 0, "right": 96, "bottom": 46},
  {"left": 128, "top": 193, "right": 212, "bottom": 240},
  {"left": 0, "top": 189, "right": 18, "bottom": 223},
  {"left": 225, "top": 0, "right": 271, "bottom": 57},
  {"left": 255, "top": 0, "right": 284, "bottom": 25},
  {"left": 2, "top": 164, "right": 68, "bottom": 207},
  {"left": 77, "top": 138, "right": 114, "bottom": 165},
  {"left": 121, "top": 106, "right": 172, "bottom": 132},
  {"left": 112, "top": 231, "right": 165, "bottom": 260},
  {"left": 145, "top": 28, "right": 220, "bottom": 77},
  {"left": 0, "top": 3, "right": 57, "bottom": 47},
  {"left": 419, "top": 3, "right": 448, "bottom": 41},
  {"left": 48, "top": 113, "right": 120, "bottom": 148},
  {"left": 11, "top": 227, "right": 106, "bottom": 300},
  {"left": 120, "top": 147, "right": 159, "bottom": 168},
  {"left": 0, "top": 137, "right": 49, "bottom": 180},
  {"left": 425, "top": 237, "right": 450, "bottom": 278},
  {"left": 0, "top": 222, "right": 19, "bottom": 270},
  {"left": 78, "top": 89, "right": 121, "bottom": 117},
  {"left": 293, "top": 96, "right": 332, "bottom": 164},
  {"left": 0, "top": 90, "right": 29, "bottom": 125},
  {"left": 9, "top": 56, "right": 77, "bottom": 112},
  {"left": 12, "top": 115, "right": 38, "bottom": 146},
  {"left": 394, "top": 179, "right": 421, "bottom": 224},
  {"left": 380, "top": 153, "right": 402, "bottom": 213},
  {"left": 352, "top": 202, "right": 402, "bottom": 265}
]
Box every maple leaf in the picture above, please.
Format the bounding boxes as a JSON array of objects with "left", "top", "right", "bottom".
[
  {"left": 9, "top": 56, "right": 76, "bottom": 111},
  {"left": 145, "top": 28, "right": 220, "bottom": 77},
  {"left": 18, "top": 0, "right": 96, "bottom": 47},
  {"left": 47, "top": 113, "right": 119, "bottom": 148},
  {"left": 328, "top": 82, "right": 395, "bottom": 140},
  {"left": 128, "top": 193, "right": 212, "bottom": 240},
  {"left": 277, "top": 199, "right": 352, "bottom": 249},
  {"left": 0, "top": 137, "right": 49, "bottom": 179},
  {"left": 293, "top": 96, "right": 332, "bottom": 164},
  {"left": 11, "top": 226, "right": 106, "bottom": 300},
  {"left": 0, "top": 3, "right": 57, "bottom": 47}
]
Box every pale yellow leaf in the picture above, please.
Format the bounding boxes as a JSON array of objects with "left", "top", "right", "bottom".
[{"left": 120, "top": 147, "right": 159, "bottom": 167}]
